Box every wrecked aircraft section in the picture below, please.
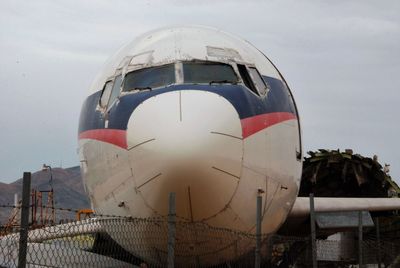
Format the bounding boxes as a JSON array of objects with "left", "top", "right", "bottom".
[
  {"left": 275, "top": 150, "right": 400, "bottom": 266},
  {"left": 299, "top": 149, "right": 400, "bottom": 198}
]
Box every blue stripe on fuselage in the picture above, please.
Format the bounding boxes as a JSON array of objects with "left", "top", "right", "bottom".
[{"left": 78, "top": 76, "right": 297, "bottom": 133}]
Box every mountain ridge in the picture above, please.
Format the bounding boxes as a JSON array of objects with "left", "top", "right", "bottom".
[{"left": 0, "top": 166, "right": 90, "bottom": 224}]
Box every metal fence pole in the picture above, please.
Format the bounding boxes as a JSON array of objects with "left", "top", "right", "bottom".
[
  {"left": 358, "top": 211, "right": 363, "bottom": 268},
  {"left": 255, "top": 195, "right": 262, "bottom": 268},
  {"left": 309, "top": 193, "right": 317, "bottom": 268},
  {"left": 266, "top": 235, "right": 273, "bottom": 268},
  {"left": 375, "top": 217, "right": 381, "bottom": 268},
  {"left": 167, "top": 192, "right": 176, "bottom": 268},
  {"left": 18, "top": 172, "right": 31, "bottom": 268},
  {"left": 376, "top": 217, "right": 381, "bottom": 268}
]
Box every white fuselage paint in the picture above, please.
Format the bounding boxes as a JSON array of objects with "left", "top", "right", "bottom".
[{"left": 78, "top": 26, "right": 302, "bottom": 265}]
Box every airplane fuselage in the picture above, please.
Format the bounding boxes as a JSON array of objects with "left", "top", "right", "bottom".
[{"left": 78, "top": 26, "right": 302, "bottom": 264}]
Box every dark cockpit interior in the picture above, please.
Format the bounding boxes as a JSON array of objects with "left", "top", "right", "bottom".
[{"left": 100, "top": 61, "right": 270, "bottom": 110}]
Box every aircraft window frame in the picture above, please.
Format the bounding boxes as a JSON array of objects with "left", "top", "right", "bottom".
[
  {"left": 182, "top": 61, "right": 239, "bottom": 85},
  {"left": 248, "top": 67, "right": 269, "bottom": 97},
  {"left": 107, "top": 75, "right": 123, "bottom": 110},
  {"left": 122, "top": 63, "right": 176, "bottom": 92},
  {"left": 99, "top": 80, "right": 113, "bottom": 109},
  {"left": 175, "top": 62, "right": 184, "bottom": 84},
  {"left": 237, "top": 64, "right": 259, "bottom": 96},
  {"left": 236, "top": 64, "right": 270, "bottom": 98}
]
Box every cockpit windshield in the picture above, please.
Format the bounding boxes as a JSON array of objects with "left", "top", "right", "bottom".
[
  {"left": 183, "top": 62, "right": 238, "bottom": 84},
  {"left": 123, "top": 64, "right": 175, "bottom": 91},
  {"left": 121, "top": 61, "right": 238, "bottom": 93}
]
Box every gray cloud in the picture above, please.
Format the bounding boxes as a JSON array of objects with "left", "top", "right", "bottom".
[{"left": 0, "top": 0, "right": 399, "bottom": 183}]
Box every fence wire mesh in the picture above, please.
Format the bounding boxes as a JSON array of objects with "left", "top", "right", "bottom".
[{"left": 1, "top": 206, "right": 400, "bottom": 267}]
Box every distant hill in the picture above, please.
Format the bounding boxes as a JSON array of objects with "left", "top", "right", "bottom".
[{"left": 0, "top": 166, "right": 90, "bottom": 225}]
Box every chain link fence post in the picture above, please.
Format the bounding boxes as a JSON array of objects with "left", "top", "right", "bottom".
[
  {"left": 255, "top": 195, "right": 262, "bottom": 268},
  {"left": 358, "top": 210, "right": 363, "bottom": 268},
  {"left": 376, "top": 217, "right": 381, "bottom": 268},
  {"left": 167, "top": 192, "right": 176, "bottom": 268},
  {"left": 309, "top": 193, "right": 317, "bottom": 268},
  {"left": 18, "top": 172, "right": 31, "bottom": 268},
  {"left": 266, "top": 235, "right": 273, "bottom": 268}
]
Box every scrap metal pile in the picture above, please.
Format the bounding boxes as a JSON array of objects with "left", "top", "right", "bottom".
[{"left": 299, "top": 149, "right": 400, "bottom": 198}]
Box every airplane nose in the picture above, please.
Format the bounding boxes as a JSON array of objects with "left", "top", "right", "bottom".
[{"left": 126, "top": 90, "right": 243, "bottom": 221}]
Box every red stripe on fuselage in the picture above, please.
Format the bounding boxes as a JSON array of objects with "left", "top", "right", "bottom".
[
  {"left": 78, "top": 113, "right": 296, "bottom": 148},
  {"left": 241, "top": 112, "right": 297, "bottom": 138},
  {"left": 78, "top": 129, "right": 127, "bottom": 149}
]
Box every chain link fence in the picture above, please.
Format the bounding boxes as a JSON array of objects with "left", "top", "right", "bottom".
[
  {"left": 1, "top": 208, "right": 400, "bottom": 267},
  {"left": 1, "top": 173, "right": 399, "bottom": 267},
  {"left": 1, "top": 214, "right": 263, "bottom": 267}
]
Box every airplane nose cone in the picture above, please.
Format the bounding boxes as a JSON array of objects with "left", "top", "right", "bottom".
[{"left": 126, "top": 90, "right": 243, "bottom": 221}]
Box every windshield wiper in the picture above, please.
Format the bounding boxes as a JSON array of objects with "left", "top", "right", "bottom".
[
  {"left": 209, "top": 80, "right": 237, "bottom": 85},
  {"left": 127, "top": 87, "right": 152, "bottom": 91}
]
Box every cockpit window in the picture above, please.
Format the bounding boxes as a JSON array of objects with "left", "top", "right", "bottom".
[
  {"left": 123, "top": 64, "right": 175, "bottom": 91},
  {"left": 183, "top": 62, "right": 238, "bottom": 84},
  {"left": 108, "top": 75, "right": 122, "bottom": 107},
  {"left": 237, "top": 64, "right": 268, "bottom": 97},
  {"left": 237, "top": 64, "right": 257, "bottom": 95},
  {"left": 248, "top": 67, "right": 268, "bottom": 96},
  {"left": 99, "top": 81, "right": 113, "bottom": 108}
]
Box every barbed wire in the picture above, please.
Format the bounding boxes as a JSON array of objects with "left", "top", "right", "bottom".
[{"left": 0, "top": 204, "right": 80, "bottom": 213}]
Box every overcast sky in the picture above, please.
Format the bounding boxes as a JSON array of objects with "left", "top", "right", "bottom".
[{"left": 0, "top": 0, "right": 399, "bottom": 184}]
